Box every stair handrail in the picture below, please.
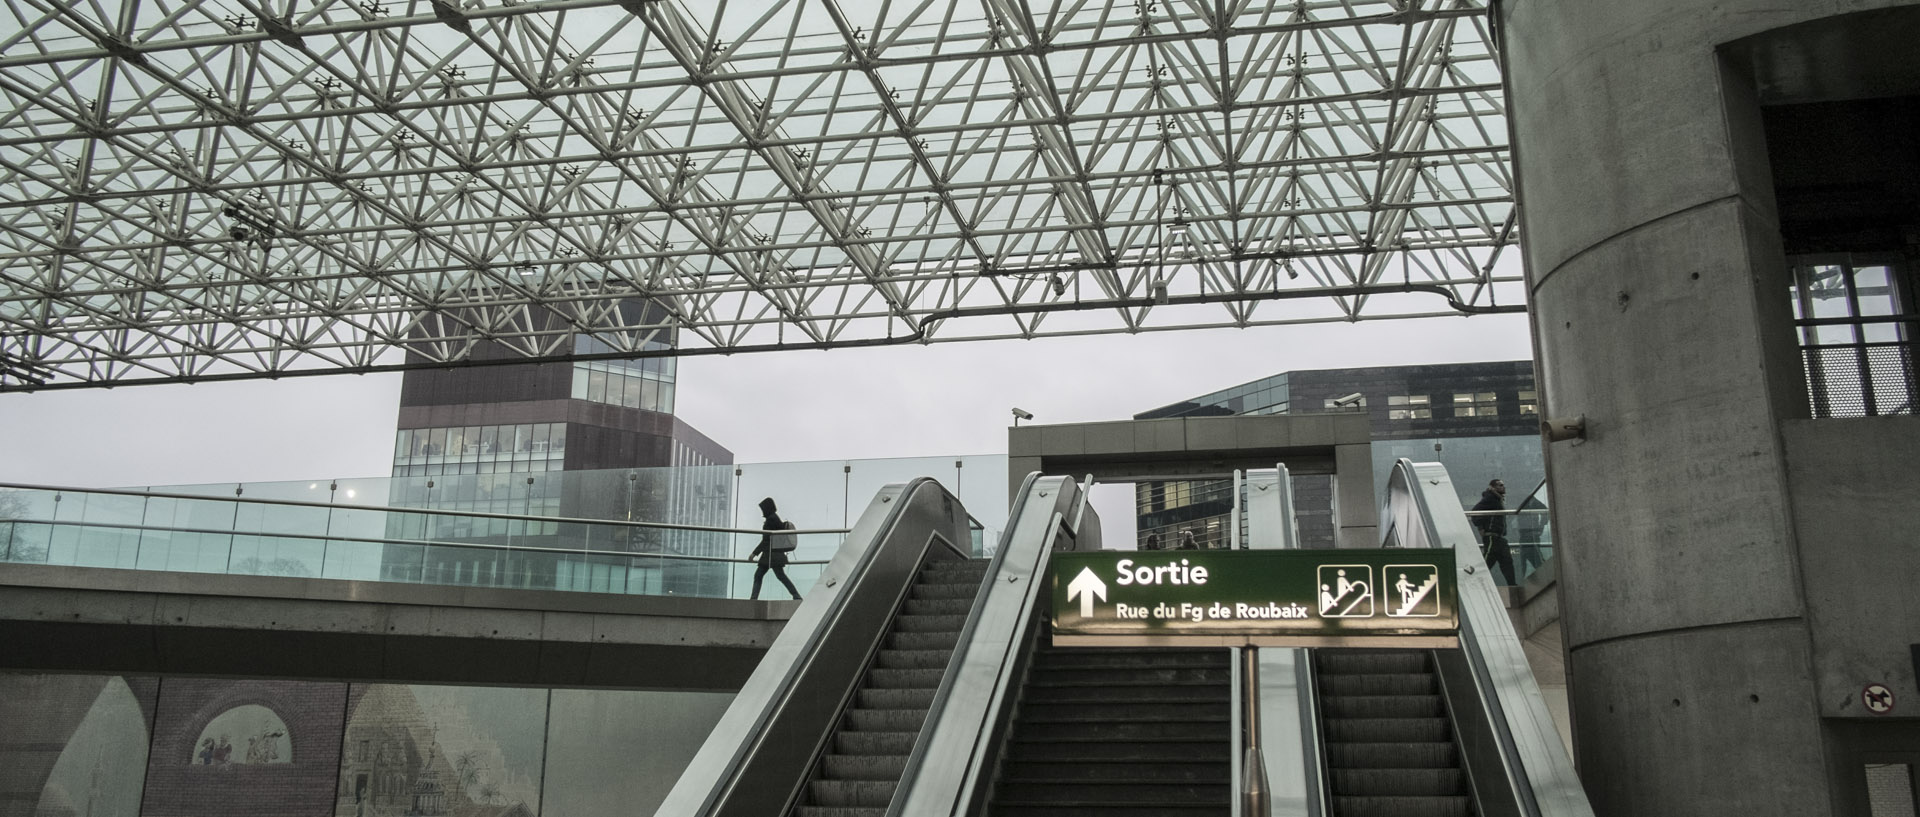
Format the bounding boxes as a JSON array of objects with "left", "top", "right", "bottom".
[
  {"left": 656, "top": 477, "right": 973, "bottom": 817},
  {"left": 890, "top": 473, "right": 1093, "bottom": 817},
  {"left": 1381, "top": 458, "right": 1595, "bottom": 817}
]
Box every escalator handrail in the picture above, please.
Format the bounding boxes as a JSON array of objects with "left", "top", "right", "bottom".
[
  {"left": 891, "top": 474, "right": 1091, "bottom": 817},
  {"left": 1382, "top": 458, "right": 1595, "bottom": 817},
  {"left": 657, "top": 477, "right": 971, "bottom": 817}
]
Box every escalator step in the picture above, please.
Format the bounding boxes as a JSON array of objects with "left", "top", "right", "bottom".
[
  {"left": 1024, "top": 683, "right": 1229, "bottom": 703},
  {"left": 842, "top": 708, "right": 927, "bottom": 732},
  {"left": 792, "top": 807, "right": 885, "bottom": 817},
  {"left": 991, "top": 805, "right": 1226, "bottom": 817},
  {"left": 1014, "top": 719, "right": 1226, "bottom": 742},
  {"left": 1014, "top": 700, "right": 1228, "bottom": 721},
  {"left": 999, "top": 759, "right": 1230, "bottom": 783},
  {"left": 1007, "top": 739, "right": 1231, "bottom": 762},
  {"left": 872, "top": 648, "right": 954, "bottom": 669},
  {"left": 890, "top": 613, "right": 969, "bottom": 632},
  {"left": 1318, "top": 672, "right": 1438, "bottom": 696},
  {"left": 1316, "top": 651, "right": 1429, "bottom": 675},
  {"left": 833, "top": 731, "right": 916, "bottom": 755},
  {"left": 855, "top": 687, "right": 935, "bottom": 709},
  {"left": 1329, "top": 795, "right": 1472, "bottom": 817},
  {"left": 993, "top": 780, "right": 1229, "bottom": 804},
  {"left": 909, "top": 582, "right": 980, "bottom": 600},
  {"left": 1325, "top": 742, "right": 1459, "bottom": 769},
  {"left": 1320, "top": 694, "right": 1446, "bottom": 719},
  {"left": 1030, "top": 667, "right": 1233, "bottom": 687},
  {"left": 902, "top": 597, "right": 974, "bottom": 616},
  {"left": 1033, "top": 649, "right": 1229, "bottom": 668},
  {"left": 818, "top": 753, "right": 908, "bottom": 780},
  {"left": 1329, "top": 768, "right": 1467, "bottom": 796},
  {"left": 864, "top": 668, "right": 945, "bottom": 688},
  {"left": 1322, "top": 716, "right": 1451, "bottom": 743},
  {"left": 886, "top": 630, "right": 962, "bottom": 650},
  {"left": 807, "top": 779, "right": 896, "bottom": 808}
]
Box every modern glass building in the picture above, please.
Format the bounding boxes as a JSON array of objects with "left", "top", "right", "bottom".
[{"left": 1134, "top": 361, "right": 1545, "bottom": 553}]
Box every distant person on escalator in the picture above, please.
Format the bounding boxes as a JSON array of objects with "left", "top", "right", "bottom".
[
  {"left": 1471, "top": 478, "right": 1514, "bottom": 585},
  {"left": 749, "top": 496, "right": 802, "bottom": 600},
  {"left": 1177, "top": 529, "right": 1199, "bottom": 550}
]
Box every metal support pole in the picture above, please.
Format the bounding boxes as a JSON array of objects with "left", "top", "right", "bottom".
[
  {"left": 1243, "top": 645, "right": 1270, "bottom": 816},
  {"left": 1231, "top": 469, "right": 1243, "bottom": 549}
]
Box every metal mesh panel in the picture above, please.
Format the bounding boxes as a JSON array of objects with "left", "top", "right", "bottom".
[{"left": 1802, "top": 344, "right": 1917, "bottom": 418}]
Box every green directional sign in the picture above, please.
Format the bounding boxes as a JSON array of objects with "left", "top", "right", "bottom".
[{"left": 1049, "top": 549, "right": 1458, "bottom": 648}]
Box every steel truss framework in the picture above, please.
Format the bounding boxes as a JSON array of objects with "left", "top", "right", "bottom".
[{"left": 0, "top": 0, "right": 1518, "bottom": 391}]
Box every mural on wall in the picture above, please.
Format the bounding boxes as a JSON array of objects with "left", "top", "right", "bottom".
[
  {"left": 334, "top": 685, "right": 546, "bottom": 817},
  {"left": 0, "top": 674, "right": 157, "bottom": 817},
  {"left": 140, "top": 679, "right": 348, "bottom": 817}
]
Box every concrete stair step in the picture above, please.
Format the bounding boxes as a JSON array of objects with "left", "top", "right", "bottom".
[
  {"left": 792, "top": 807, "right": 885, "bottom": 817},
  {"left": 990, "top": 805, "right": 1226, "bottom": 817},
  {"left": 1015, "top": 718, "right": 1226, "bottom": 742},
  {"left": 1031, "top": 666, "right": 1232, "bottom": 686},
  {"left": 1033, "top": 648, "right": 1230, "bottom": 669}
]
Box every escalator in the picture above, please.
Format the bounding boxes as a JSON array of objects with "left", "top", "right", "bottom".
[
  {"left": 988, "top": 631, "right": 1232, "bottom": 816},
  {"left": 662, "top": 464, "right": 1593, "bottom": 817},
  {"left": 1315, "top": 649, "right": 1471, "bottom": 817},
  {"left": 794, "top": 559, "right": 989, "bottom": 816}
]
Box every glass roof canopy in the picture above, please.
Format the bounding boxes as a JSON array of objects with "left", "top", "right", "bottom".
[{"left": 0, "top": 0, "right": 1518, "bottom": 390}]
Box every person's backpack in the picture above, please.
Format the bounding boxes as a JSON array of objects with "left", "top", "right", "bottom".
[{"left": 773, "top": 520, "right": 798, "bottom": 552}]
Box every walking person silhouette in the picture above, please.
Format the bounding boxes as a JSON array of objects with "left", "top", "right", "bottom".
[{"left": 749, "top": 496, "right": 802, "bottom": 600}]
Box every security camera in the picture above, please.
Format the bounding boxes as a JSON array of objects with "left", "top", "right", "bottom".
[
  {"left": 1011, "top": 407, "right": 1034, "bottom": 421},
  {"left": 1331, "top": 392, "right": 1364, "bottom": 407},
  {"left": 1542, "top": 415, "right": 1586, "bottom": 443}
]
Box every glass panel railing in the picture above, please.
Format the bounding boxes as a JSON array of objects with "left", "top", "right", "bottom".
[{"left": 0, "top": 483, "right": 841, "bottom": 600}]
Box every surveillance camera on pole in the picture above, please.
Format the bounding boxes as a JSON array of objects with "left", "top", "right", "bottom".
[{"left": 1011, "top": 407, "right": 1034, "bottom": 425}]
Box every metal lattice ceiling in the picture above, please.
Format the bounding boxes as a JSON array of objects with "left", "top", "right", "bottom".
[{"left": 0, "top": 0, "right": 1519, "bottom": 391}]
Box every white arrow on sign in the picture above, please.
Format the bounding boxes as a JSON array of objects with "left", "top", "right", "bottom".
[{"left": 1066, "top": 567, "right": 1107, "bottom": 618}]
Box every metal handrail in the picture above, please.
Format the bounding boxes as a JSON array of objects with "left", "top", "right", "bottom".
[
  {"left": 0, "top": 516, "right": 832, "bottom": 566},
  {"left": 0, "top": 480, "right": 850, "bottom": 536}
]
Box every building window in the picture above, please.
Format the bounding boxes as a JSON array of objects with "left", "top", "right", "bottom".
[
  {"left": 1790, "top": 257, "right": 1916, "bottom": 418},
  {"left": 1453, "top": 392, "right": 1498, "bottom": 417},
  {"left": 1387, "top": 394, "right": 1431, "bottom": 420},
  {"left": 1518, "top": 390, "right": 1538, "bottom": 416}
]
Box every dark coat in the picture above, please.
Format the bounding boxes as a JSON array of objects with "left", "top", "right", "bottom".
[
  {"left": 750, "top": 497, "right": 788, "bottom": 566},
  {"left": 1472, "top": 489, "right": 1506, "bottom": 537}
]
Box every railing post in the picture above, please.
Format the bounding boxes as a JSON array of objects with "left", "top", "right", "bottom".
[{"left": 1243, "top": 645, "right": 1270, "bottom": 817}]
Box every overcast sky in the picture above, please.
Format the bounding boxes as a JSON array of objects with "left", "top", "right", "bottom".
[{"left": 0, "top": 314, "right": 1533, "bottom": 543}]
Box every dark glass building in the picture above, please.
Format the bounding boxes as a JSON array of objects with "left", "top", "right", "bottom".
[
  {"left": 380, "top": 301, "right": 735, "bottom": 594},
  {"left": 1135, "top": 360, "right": 1543, "bottom": 550}
]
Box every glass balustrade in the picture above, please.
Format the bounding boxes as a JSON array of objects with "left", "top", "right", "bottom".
[{"left": 0, "top": 454, "right": 1009, "bottom": 601}]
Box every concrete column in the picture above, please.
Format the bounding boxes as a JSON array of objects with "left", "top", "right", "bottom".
[{"left": 1506, "top": 1, "right": 1920, "bottom": 813}]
